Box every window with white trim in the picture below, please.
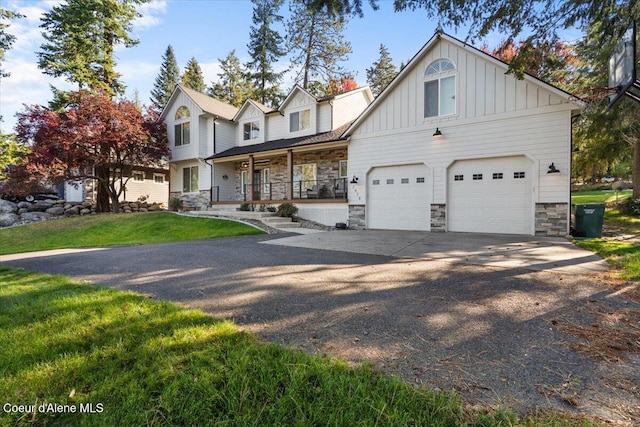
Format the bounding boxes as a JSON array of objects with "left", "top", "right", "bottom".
[
  {"left": 293, "top": 163, "right": 316, "bottom": 191},
  {"left": 241, "top": 170, "right": 248, "bottom": 195},
  {"left": 132, "top": 171, "right": 144, "bottom": 182},
  {"left": 243, "top": 121, "right": 260, "bottom": 140},
  {"left": 183, "top": 166, "right": 198, "bottom": 193},
  {"left": 263, "top": 168, "right": 270, "bottom": 193},
  {"left": 153, "top": 174, "right": 165, "bottom": 184},
  {"left": 174, "top": 106, "right": 191, "bottom": 146},
  {"left": 424, "top": 59, "right": 456, "bottom": 118},
  {"left": 339, "top": 160, "right": 348, "bottom": 178},
  {"left": 290, "top": 109, "right": 310, "bottom": 132}
]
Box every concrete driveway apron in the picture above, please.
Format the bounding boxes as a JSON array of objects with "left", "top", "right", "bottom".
[{"left": 262, "top": 230, "right": 608, "bottom": 274}]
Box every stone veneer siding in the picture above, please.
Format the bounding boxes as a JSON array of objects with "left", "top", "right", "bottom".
[
  {"left": 430, "top": 204, "right": 446, "bottom": 232},
  {"left": 348, "top": 205, "right": 366, "bottom": 229},
  {"left": 535, "top": 202, "right": 569, "bottom": 236},
  {"left": 170, "top": 190, "right": 210, "bottom": 211}
]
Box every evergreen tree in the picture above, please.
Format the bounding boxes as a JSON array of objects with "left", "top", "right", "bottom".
[
  {"left": 312, "top": 0, "right": 638, "bottom": 78},
  {"left": 181, "top": 57, "right": 206, "bottom": 93},
  {"left": 150, "top": 45, "right": 180, "bottom": 108},
  {"left": 37, "top": 0, "right": 150, "bottom": 213},
  {"left": 285, "top": 0, "right": 352, "bottom": 90},
  {"left": 246, "top": 0, "right": 286, "bottom": 107},
  {"left": 365, "top": 44, "right": 397, "bottom": 96},
  {"left": 208, "top": 50, "right": 257, "bottom": 108},
  {"left": 0, "top": 7, "right": 24, "bottom": 79},
  {"left": 38, "top": 0, "right": 148, "bottom": 97}
]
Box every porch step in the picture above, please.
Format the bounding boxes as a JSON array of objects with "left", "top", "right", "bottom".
[{"left": 262, "top": 215, "right": 302, "bottom": 229}]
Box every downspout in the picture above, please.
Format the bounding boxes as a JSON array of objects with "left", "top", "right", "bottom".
[
  {"left": 570, "top": 113, "right": 581, "bottom": 233},
  {"left": 205, "top": 116, "right": 219, "bottom": 203}
]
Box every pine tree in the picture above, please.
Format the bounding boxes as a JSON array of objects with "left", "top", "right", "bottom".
[
  {"left": 208, "top": 50, "right": 257, "bottom": 108},
  {"left": 0, "top": 7, "right": 24, "bottom": 78},
  {"left": 365, "top": 44, "right": 397, "bottom": 96},
  {"left": 181, "top": 57, "right": 206, "bottom": 93},
  {"left": 150, "top": 45, "right": 180, "bottom": 108},
  {"left": 37, "top": 0, "right": 150, "bottom": 213},
  {"left": 246, "top": 0, "right": 286, "bottom": 107},
  {"left": 285, "top": 0, "right": 352, "bottom": 90},
  {"left": 38, "top": 0, "right": 148, "bottom": 97}
]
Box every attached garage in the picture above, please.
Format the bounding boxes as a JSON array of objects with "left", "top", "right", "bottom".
[
  {"left": 447, "top": 156, "right": 534, "bottom": 235},
  {"left": 367, "top": 164, "right": 431, "bottom": 231}
]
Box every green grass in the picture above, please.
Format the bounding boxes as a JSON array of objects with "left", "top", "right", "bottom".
[
  {"left": 0, "top": 266, "right": 556, "bottom": 427},
  {"left": 571, "top": 189, "right": 632, "bottom": 205},
  {"left": 574, "top": 239, "right": 640, "bottom": 280},
  {"left": 0, "top": 212, "right": 264, "bottom": 255},
  {"left": 570, "top": 189, "right": 640, "bottom": 280}
]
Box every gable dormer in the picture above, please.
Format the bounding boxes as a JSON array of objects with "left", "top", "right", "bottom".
[
  {"left": 234, "top": 100, "right": 274, "bottom": 146},
  {"left": 279, "top": 86, "right": 318, "bottom": 138}
]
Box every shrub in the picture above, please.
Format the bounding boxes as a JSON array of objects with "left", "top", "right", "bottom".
[
  {"left": 239, "top": 203, "right": 252, "bottom": 211},
  {"left": 169, "top": 197, "right": 183, "bottom": 211},
  {"left": 620, "top": 198, "right": 640, "bottom": 216},
  {"left": 267, "top": 206, "right": 276, "bottom": 212},
  {"left": 277, "top": 202, "right": 298, "bottom": 218}
]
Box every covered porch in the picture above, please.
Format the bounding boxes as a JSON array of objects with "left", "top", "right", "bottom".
[{"left": 208, "top": 134, "right": 350, "bottom": 205}]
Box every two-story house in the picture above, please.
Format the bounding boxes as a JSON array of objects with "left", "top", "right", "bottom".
[
  {"left": 163, "top": 31, "right": 576, "bottom": 236},
  {"left": 162, "top": 84, "right": 373, "bottom": 225}
]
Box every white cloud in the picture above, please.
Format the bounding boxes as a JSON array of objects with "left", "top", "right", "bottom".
[
  {"left": 0, "top": 57, "right": 74, "bottom": 133},
  {"left": 134, "top": 0, "right": 167, "bottom": 30}
]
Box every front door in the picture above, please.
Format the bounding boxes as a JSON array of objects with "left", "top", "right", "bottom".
[{"left": 253, "top": 170, "right": 261, "bottom": 200}]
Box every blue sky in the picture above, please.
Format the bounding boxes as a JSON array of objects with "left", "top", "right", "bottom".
[{"left": 1, "top": 0, "right": 516, "bottom": 133}]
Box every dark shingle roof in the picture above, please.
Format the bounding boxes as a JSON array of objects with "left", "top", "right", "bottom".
[{"left": 208, "top": 122, "right": 351, "bottom": 160}]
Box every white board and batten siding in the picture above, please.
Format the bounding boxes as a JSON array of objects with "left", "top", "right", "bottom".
[
  {"left": 346, "top": 35, "right": 574, "bottom": 234},
  {"left": 164, "top": 90, "right": 203, "bottom": 162}
]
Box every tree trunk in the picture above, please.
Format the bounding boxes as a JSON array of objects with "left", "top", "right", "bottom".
[
  {"left": 95, "top": 166, "right": 111, "bottom": 212},
  {"left": 634, "top": 138, "right": 640, "bottom": 199}
]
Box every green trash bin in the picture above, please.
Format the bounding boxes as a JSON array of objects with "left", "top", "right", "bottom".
[{"left": 574, "top": 203, "right": 605, "bottom": 238}]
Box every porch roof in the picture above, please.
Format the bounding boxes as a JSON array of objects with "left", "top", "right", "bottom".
[{"left": 206, "top": 122, "right": 351, "bottom": 161}]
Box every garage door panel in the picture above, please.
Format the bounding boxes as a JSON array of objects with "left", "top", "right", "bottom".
[
  {"left": 448, "top": 156, "right": 533, "bottom": 235},
  {"left": 368, "top": 165, "right": 431, "bottom": 231}
]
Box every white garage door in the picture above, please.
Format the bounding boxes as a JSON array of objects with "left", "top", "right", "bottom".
[
  {"left": 448, "top": 156, "right": 533, "bottom": 235},
  {"left": 367, "top": 164, "right": 431, "bottom": 231}
]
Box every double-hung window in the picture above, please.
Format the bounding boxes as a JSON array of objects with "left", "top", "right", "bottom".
[
  {"left": 424, "top": 59, "right": 456, "bottom": 118},
  {"left": 183, "top": 166, "right": 198, "bottom": 193},
  {"left": 290, "top": 109, "right": 310, "bottom": 132},
  {"left": 243, "top": 121, "right": 260, "bottom": 141},
  {"left": 174, "top": 106, "right": 191, "bottom": 146}
]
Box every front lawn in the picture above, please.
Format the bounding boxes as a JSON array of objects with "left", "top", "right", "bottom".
[
  {"left": 0, "top": 212, "right": 264, "bottom": 255},
  {"left": 571, "top": 189, "right": 632, "bottom": 205},
  {"left": 570, "top": 190, "right": 640, "bottom": 281},
  {"left": 0, "top": 267, "right": 535, "bottom": 427}
]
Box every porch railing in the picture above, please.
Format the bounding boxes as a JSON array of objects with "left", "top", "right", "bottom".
[{"left": 211, "top": 178, "right": 348, "bottom": 202}]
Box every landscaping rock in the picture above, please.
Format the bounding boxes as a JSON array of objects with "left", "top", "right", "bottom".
[
  {"left": 46, "top": 206, "right": 65, "bottom": 216},
  {"left": 20, "top": 211, "right": 52, "bottom": 222},
  {"left": 29, "top": 201, "right": 52, "bottom": 212},
  {"left": 0, "top": 213, "right": 20, "bottom": 227},
  {"left": 80, "top": 208, "right": 91, "bottom": 215},
  {"left": 0, "top": 199, "right": 17, "bottom": 214},
  {"left": 65, "top": 207, "right": 80, "bottom": 216},
  {"left": 17, "top": 201, "right": 32, "bottom": 210}
]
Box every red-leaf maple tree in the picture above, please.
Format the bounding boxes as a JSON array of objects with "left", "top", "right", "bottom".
[{"left": 12, "top": 91, "right": 169, "bottom": 213}]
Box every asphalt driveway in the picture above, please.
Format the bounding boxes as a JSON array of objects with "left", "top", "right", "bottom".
[{"left": 1, "top": 232, "right": 636, "bottom": 424}]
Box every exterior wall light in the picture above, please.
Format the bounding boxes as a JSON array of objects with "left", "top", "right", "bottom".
[
  {"left": 222, "top": 174, "right": 229, "bottom": 180},
  {"left": 547, "top": 163, "right": 560, "bottom": 174},
  {"left": 350, "top": 176, "right": 359, "bottom": 184},
  {"left": 433, "top": 128, "right": 443, "bottom": 138}
]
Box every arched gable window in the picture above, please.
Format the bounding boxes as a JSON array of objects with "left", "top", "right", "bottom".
[
  {"left": 175, "top": 106, "right": 190, "bottom": 120},
  {"left": 174, "top": 106, "right": 190, "bottom": 146},
  {"left": 424, "top": 59, "right": 456, "bottom": 118}
]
